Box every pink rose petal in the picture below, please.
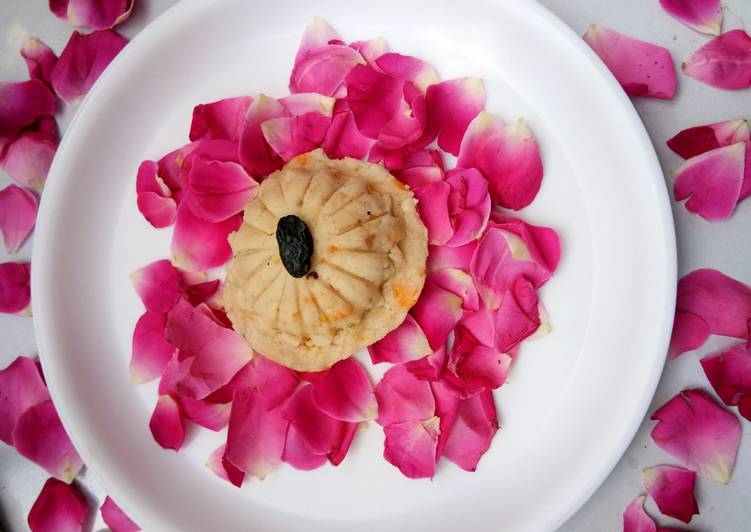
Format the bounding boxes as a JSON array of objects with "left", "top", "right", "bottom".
[
  {"left": 130, "top": 311, "right": 175, "bottom": 384},
  {"left": 441, "top": 389, "right": 498, "bottom": 471},
  {"left": 493, "top": 277, "right": 541, "bottom": 352},
  {"left": 261, "top": 113, "right": 331, "bottom": 162},
  {"left": 651, "top": 389, "right": 741, "bottom": 483},
  {"left": 623, "top": 495, "right": 657, "bottom": 532},
  {"left": 0, "top": 261, "right": 31, "bottom": 315},
  {"left": 643, "top": 465, "right": 699, "bottom": 523},
  {"left": 667, "top": 119, "right": 750, "bottom": 159},
  {"left": 0, "top": 131, "right": 58, "bottom": 192},
  {"left": 311, "top": 358, "right": 377, "bottom": 422},
  {"left": 349, "top": 38, "right": 389, "bottom": 67},
  {"left": 406, "top": 345, "right": 448, "bottom": 382},
  {"left": 328, "top": 421, "right": 359, "bottom": 466},
  {"left": 49, "top": 0, "right": 133, "bottom": 30},
  {"left": 375, "top": 53, "right": 439, "bottom": 93},
  {"left": 0, "top": 184, "right": 37, "bottom": 253},
  {"left": 0, "top": 355, "right": 50, "bottom": 445},
  {"left": 673, "top": 142, "right": 746, "bottom": 220},
  {"left": 206, "top": 444, "right": 244, "bottom": 487},
  {"left": 130, "top": 259, "right": 182, "bottom": 314},
  {"left": 416, "top": 181, "right": 452, "bottom": 245},
  {"left": 171, "top": 202, "right": 242, "bottom": 271},
  {"left": 189, "top": 96, "right": 252, "bottom": 142},
  {"left": 583, "top": 25, "right": 677, "bottom": 99},
  {"left": 136, "top": 160, "right": 177, "bottom": 228},
  {"left": 179, "top": 397, "right": 230, "bottom": 431},
  {"left": 28, "top": 478, "right": 88, "bottom": 532},
  {"left": 701, "top": 343, "right": 751, "bottom": 421},
  {"left": 294, "top": 18, "right": 341, "bottom": 63},
  {"left": 185, "top": 157, "right": 258, "bottom": 222},
  {"left": 429, "top": 268, "right": 479, "bottom": 311},
  {"left": 322, "top": 110, "right": 375, "bottom": 160},
  {"left": 683, "top": 29, "right": 751, "bottom": 90},
  {"left": 457, "top": 113, "right": 543, "bottom": 210},
  {"left": 447, "top": 325, "right": 512, "bottom": 397},
  {"left": 149, "top": 395, "right": 185, "bottom": 451},
  {"left": 290, "top": 38, "right": 364, "bottom": 97},
  {"left": 383, "top": 417, "right": 440, "bottom": 479},
  {"left": 238, "top": 94, "right": 287, "bottom": 178},
  {"left": 668, "top": 309, "right": 710, "bottom": 359},
  {"left": 206, "top": 355, "right": 298, "bottom": 408},
  {"left": 100, "top": 496, "right": 140, "bottom": 532},
  {"left": 345, "top": 64, "right": 404, "bottom": 138},
  {"left": 427, "top": 241, "right": 477, "bottom": 274},
  {"left": 376, "top": 364, "right": 435, "bottom": 426},
  {"left": 410, "top": 281, "right": 464, "bottom": 350},
  {"left": 282, "top": 423, "right": 330, "bottom": 471},
  {"left": 51, "top": 30, "right": 128, "bottom": 103},
  {"left": 279, "top": 92, "right": 335, "bottom": 117},
  {"left": 21, "top": 37, "right": 58, "bottom": 89},
  {"left": 425, "top": 77, "right": 486, "bottom": 155},
  {"left": 659, "top": 0, "right": 722, "bottom": 35},
  {"left": 0, "top": 80, "right": 56, "bottom": 145},
  {"left": 368, "top": 314, "right": 432, "bottom": 364}
]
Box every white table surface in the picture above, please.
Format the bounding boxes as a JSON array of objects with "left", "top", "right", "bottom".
[{"left": 1, "top": 1, "right": 749, "bottom": 530}]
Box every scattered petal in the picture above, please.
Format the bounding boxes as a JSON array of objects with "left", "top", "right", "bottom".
[
  {"left": 279, "top": 93, "right": 335, "bottom": 117},
  {"left": 185, "top": 157, "right": 258, "bottom": 222},
  {"left": 311, "top": 358, "right": 377, "bottom": 422},
  {"left": 406, "top": 345, "right": 448, "bottom": 382},
  {"left": 206, "top": 355, "right": 298, "bottom": 408},
  {"left": 189, "top": 96, "right": 252, "bottom": 142},
  {"left": 369, "top": 314, "right": 432, "bottom": 364},
  {"left": 410, "top": 281, "right": 464, "bottom": 350},
  {"left": 659, "top": 0, "right": 722, "bottom": 35},
  {"left": 171, "top": 202, "right": 242, "bottom": 271},
  {"left": 345, "top": 64, "right": 404, "bottom": 138},
  {"left": 206, "top": 444, "right": 244, "bottom": 487},
  {"left": 441, "top": 389, "right": 498, "bottom": 471},
  {"left": 425, "top": 77, "right": 486, "bottom": 155},
  {"left": 493, "top": 277, "right": 541, "bottom": 352},
  {"left": 294, "top": 18, "right": 341, "bottom": 63},
  {"left": 136, "top": 160, "right": 176, "bottom": 228},
  {"left": 0, "top": 261, "right": 31, "bottom": 315},
  {"left": 383, "top": 417, "right": 440, "bottom": 479},
  {"left": 429, "top": 268, "right": 479, "bottom": 311},
  {"left": 27, "top": 478, "right": 88, "bottom": 532},
  {"left": 130, "top": 311, "right": 175, "bottom": 384},
  {"left": 179, "top": 397, "right": 230, "bottom": 431},
  {"left": 668, "top": 310, "right": 710, "bottom": 359},
  {"left": 21, "top": 37, "right": 58, "bottom": 89},
  {"left": 322, "top": 110, "right": 375, "bottom": 159},
  {"left": 261, "top": 113, "right": 331, "bottom": 161},
  {"left": 130, "top": 259, "right": 182, "bottom": 314},
  {"left": 238, "top": 94, "right": 287, "bottom": 178},
  {"left": 427, "top": 241, "right": 477, "bottom": 273},
  {"left": 623, "top": 495, "right": 657, "bottom": 532},
  {"left": 49, "top": 0, "right": 134, "bottom": 31},
  {"left": 149, "top": 395, "right": 185, "bottom": 451},
  {"left": 447, "top": 324, "right": 512, "bottom": 397},
  {"left": 0, "top": 131, "right": 58, "bottom": 192},
  {"left": 683, "top": 29, "right": 751, "bottom": 90},
  {"left": 375, "top": 53, "right": 439, "bottom": 92},
  {"left": 701, "top": 343, "right": 751, "bottom": 421},
  {"left": 0, "top": 355, "right": 49, "bottom": 445},
  {"left": 0, "top": 80, "right": 56, "bottom": 145},
  {"left": 349, "top": 38, "right": 389, "bottom": 67},
  {"left": 643, "top": 465, "right": 699, "bottom": 523},
  {"left": 667, "top": 119, "right": 750, "bottom": 159},
  {"left": 0, "top": 184, "right": 37, "bottom": 253},
  {"left": 290, "top": 42, "right": 364, "bottom": 97},
  {"left": 100, "top": 496, "right": 140, "bottom": 532},
  {"left": 376, "top": 364, "right": 435, "bottom": 426}
]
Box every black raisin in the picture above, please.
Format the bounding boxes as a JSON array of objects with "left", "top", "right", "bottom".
[{"left": 276, "top": 215, "right": 313, "bottom": 278}]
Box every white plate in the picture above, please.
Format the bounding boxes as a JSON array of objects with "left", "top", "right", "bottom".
[{"left": 32, "top": 0, "right": 676, "bottom": 530}]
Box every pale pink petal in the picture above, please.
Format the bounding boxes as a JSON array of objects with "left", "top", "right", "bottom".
[
  {"left": 206, "top": 444, "right": 244, "bottom": 487},
  {"left": 349, "top": 38, "right": 389, "bottom": 67},
  {"left": 238, "top": 94, "right": 286, "bottom": 178},
  {"left": 130, "top": 311, "right": 175, "bottom": 384},
  {"left": 427, "top": 241, "right": 477, "bottom": 273},
  {"left": 290, "top": 43, "right": 364, "bottom": 97},
  {"left": 261, "top": 113, "right": 331, "bottom": 161},
  {"left": 50, "top": 30, "right": 128, "bottom": 103},
  {"left": 369, "top": 314, "right": 432, "bottom": 364},
  {"left": 206, "top": 355, "right": 298, "bottom": 408},
  {"left": 345, "top": 64, "right": 404, "bottom": 138},
  {"left": 398, "top": 165, "right": 445, "bottom": 192},
  {"left": 189, "top": 96, "right": 252, "bottom": 142},
  {"left": 493, "top": 277, "right": 541, "bottom": 352},
  {"left": 311, "top": 358, "right": 377, "bottom": 422},
  {"left": 226, "top": 387, "right": 288, "bottom": 479},
  {"left": 27, "top": 478, "right": 88, "bottom": 532},
  {"left": 429, "top": 268, "right": 479, "bottom": 311},
  {"left": 149, "top": 395, "right": 184, "bottom": 451},
  {"left": 651, "top": 389, "right": 741, "bottom": 483},
  {"left": 701, "top": 343, "right": 751, "bottom": 420},
  {"left": 584, "top": 25, "right": 677, "bottom": 99},
  {"left": 100, "top": 496, "right": 140, "bottom": 532},
  {"left": 375, "top": 53, "right": 439, "bottom": 92},
  {"left": 623, "top": 496, "right": 657, "bottom": 532},
  {"left": 185, "top": 157, "right": 258, "bottom": 222},
  {"left": 383, "top": 417, "right": 440, "bottom": 479},
  {"left": 441, "top": 389, "right": 498, "bottom": 471},
  {"left": 49, "top": 0, "right": 133, "bottom": 30},
  {"left": 643, "top": 465, "right": 699, "bottom": 523},
  {"left": 0, "top": 355, "right": 49, "bottom": 445},
  {"left": 660, "top": 0, "right": 722, "bottom": 35},
  {"left": 0, "top": 131, "right": 58, "bottom": 192},
  {"left": 667, "top": 119, "right": 750, "bottom": 159},
  {"left": 376, "top": 364, "right": 435, "bottom": 426},
  {"left": 322, "top": 110, "right": 375, "bottom": 160},
  {"left": 0, "top": 261, "right": 31, "bottom": 315},
  {"left": 425, "top": 77, "right": 486, "bottom": 155},
  {"left": 673, "top": 142, "right": 746, "bottom": 220},
  {"left": 0, "top": 80, "right": 56, "bottom": 143},
  {"left": 410, "top": 281, "right": 464, "bottom": 350},
  {"left": 171, "top": 202, "right": 242, "bottom": 271},
  {"left": 0, "top": 184, "right": 37, "bottom": 253},
  {"left": 683, "top": 29, "right": 751, "bottom": 90},
  {"left": 294, "top": 18, "right": 341, "bottom": 63},
  {"left": 130, "top": 259, "right": 182, "bottom": 313},
  {"left": 457, "top": 113, "right": 543, "bottom": 210},
  {"left": 279, "top": 93, "right": 335, "bottom": 117},
  {"left": 406, "top": 345, "right": 448, "bottom": 382},
  {"left": 668, "top": 310, "right": 710, "bottom": 359},
  {"left": 21, "top": 37, "right": 58, "bottom": 89},
  {"left": 178, "top": 397, "right": 230, "bottom": 431}
]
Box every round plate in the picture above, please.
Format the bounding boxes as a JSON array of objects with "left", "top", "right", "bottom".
[{"left": 32, "top": 0, "right": 676, "bottom": 530}]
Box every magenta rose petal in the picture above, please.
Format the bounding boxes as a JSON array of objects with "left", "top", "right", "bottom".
[
  {"left": 0, "top": 131, "right": 58, "bottom": 192},
  {"left": 0, "top": 80, "right": 56, "bottom": 147},
  {"left": 283, "top": 423, "right": 329, "bottom": 471},
  {"left": 651, "top": 389, "right": 741, "bottom": 483},
  {"left": 368, "top": 314, "right": 432, "bottom": 364},
  {"left": 322, "top": 111, "right": 375, "bottom": 159},
  {"left": 423, "top": 77, "right": 486, "bottom": 156},
  {"left": 261, "top": 113, "right": 331, "bottom": 162},
  {"left": 416, "top": 181, "right": 452, "bottom": 245},
  {"left": 493, "top": 277, "right": 541, "bottom": 352},
  {"left": 171, "top": 202, "right": 242, "bottom": 271},
  {"left": 149, "top": 395, "right": 185, "bottom": 451},
  {"left": 668, "top": 310, "right": 710, "bottom": 359},
  {"left": 0, "top": 355, "right": 50, "bottom": 445},
  {"left": 406, "top": 345, "right": 448, "bottom": 382},
  {"left": 683, "top": 29, "right": 751, "bottom": 90},
  {"left": 130, "top": 259, "right": 182, "bottom": 314},
  {"left": 623, "top": 495, "right": 657, "bottom": 532},
  {"left": 659, "top": 0, "right": 722, "bottom": 35},
  {"left": 375, "top": 53, "right": 440, "bottom": 92},
  {"left": 643, "top": 465, "right": 699, "bottom": 523},
  {"left": 282, "top": 385, "right": 344, "bottom": 462},
  {"left": 457, "top": 113, "right": 543, "bottom": 210},
  {"left": 100, "top": 496, "right": 140, "bottom": 532},
  {"left": 444, "top": 168, "right": 491, "bottom": 246},
  {"left": 376, "top": 364, "right": 435, "bottom": 426},
  {"left": 345, "top": 64, "right": 404, "bottom": 138},
  {"left": 21, "top": 37, "right": 58, "bottom": 89},
  {"left": 441, "top": 389, "right": 498, "bottom": 471},
  {"left": 0, "top": 184, "right": 37, "bottom": 254},
  {"left": 383, "top": 417, "right": 440, "bottom": 479},
  {"left": 310, "top": 358, "right": 377, "bottom": 422},
  {"left": 0, "top": 261, "right": 32, "bottom": 315},
  {"left": 49, "top": 0, "right": 133, "bottom": 30},
  {"left": 583, "top": 25, "right": 677, "bottom": 99},
  {"left": 238, "top": 94, "right": 287, "bottom": 178},
  {"left": 429, "top": 269, "right": 479, "bottom": 311},
  {"left": 178, "top": 397, "right": 230, "bottom": 431},
  {"left": 673, "top": 142, "right": 746, "bottom": 220},
  {"left": 701, "top": 343, "right": 751, "bottom": 420},
  {"left": 206, "top": 444, "right": 244, "bottom": 487},
  {"left": 427, "top": 241, "right": 477, "bottom": 274},
  {"left": 447, "top": 325, "right": 511, "bottom": 396},
  {"left": 328, "top": 421, "right": 359, "bottom": 466},
  {"left": 290, "top": 28, "right": 365, "bottom": 97},
  {"left": 130, "top": 311, "right": 175, "bottom": 384},
  {"left": 294, "top": 18, "right": 341, "bottom": 62},
  {"left": 50, "top": 30, "right": 128, "bottom": 103},
  {"left": 278, "top": 93, "right": 335, "bottom": 116},
  {"left": 667, "top": 119, "right": 750, "bottom": 159},
  {"left": 349, "top": 38, "right": 389, "bottom": 67},
  {"left": 185, "top": 157, "right": 258, "bottom": 222},
  {"left": 189, "top": 96, "right": 252, "bottom": 142},
  {"left": 27, "top": 478, "right": 88, "bottom": 532},
  {"left": 136, "top": 160, "right": 177, "bottom": 228},
  {"left": 411, "top": 281, "right": 464, "bottom": 350}
]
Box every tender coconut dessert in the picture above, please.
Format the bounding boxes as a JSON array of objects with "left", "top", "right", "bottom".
[{"left": 224, "top": 149, "right": 428, "bottom": 371}]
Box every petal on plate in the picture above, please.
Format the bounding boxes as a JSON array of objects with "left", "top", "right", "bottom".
[
  {"left": 21, "top": 37, "right": 58, "bottom": 89},
  {"left": 368, "top": 314, "right": 432, "bottom": 364},
  {"left": 130, "top": 259, "right": 182, "bottom": 314},
  {"left": 345, "top": 64, "right": 404, "bottom": 138},
  {"left": 322, "top": 110, "right": 375, "bottom": 160},
  {"left": 375, "top": 53, "right": 440, "bottom": 92},
  {"left": 311, "top": 358, "right": 377, "bottom": 422},
  {"left": 457, "top": 113, "right": 543, "bottom": 210},
  {"left": 182, "top": 278, "right": 221, "bottom": 307},
  {"left": 171, "top": 202, "right": 242, "bottom": 271},
  {"left": 425, "top": 77, "right": 486, "bottom": 155},
  {"left": 659, "top": 0, "right": 722, "bottom": 35},
  {"left": 643, "top": 465, "right": 699, "bottom": 523},
  {"left": 261, "top": 113, "right": 331, "bottom": 162},
  {"left": 667, "top": 119, "right": 750, "bottom": 159},
  {"left": 416, "top": 180, "right": 452, "bottom": 245},
  {"left": 185, "top": 157, "right": 258, "bottom": 222},
  {"left": 349, "top": 37, "right": 390, "bottom": 67},
  {"left": 383, "top": 417, "right": 440, "bottom": 479},
  {"left": 0, "top": 184, "right": 37, "bottom": 253},
  {"left": 0, "top": 131, "right": 58, "bottom": 192},
  {"left": 623, "top": 495, "right": 657, "bottom": 532},
  {"left": 701, "top": 343, "right": 751, "bottom": 419},
  {"left": 137, "top": 192, "right": 177, "bottom": 229},
  {"left": 406, "top": 345, "right": 448, "bottom": 382},
  {"left": 179, "top": 397, "right": 230, "bottom": 431},
  {"left": 650, "top": 389, "right": 741, "bottom": 483},
  {"left": 226, "top": 387, "right": 288, "bottom": 480},
  {"left": 682, "top": 29, "right": 751, "bottom": 90},
  {"left": 27, "top": 478, "right": 88, "bottom": 532},
  {"left": 673, "top": 142, "right": 746, "bottom": 220},
  {"left": 441, "top": 389, "right": 498, "bottom": 471},
  {"left": 668, "top": 310, "right": 711, "bottom": 359},
  {"left": 493, "top": 277, "right": 541, "bottom": 352},
  {"left": 279, "top": 93, "right": 336, "bottom": 117},
  {"left": 328, "top": 420, "right": 359, "bottom": 466},
  {"left": 13, "top": 400, "right": 84, "bottom": 482},
  {"left": 282, "top": 385, "right": 345, "bottom": 459},
  {"left": 376, "top": 364, "right": 435, "bottom": 426},
  {"left": 447, "top": 326, "right": 512, "bottom": 397},
  {"left": 282, "top": 422, "right": 329, "bottom": 471},
  {"left": 206, "top": 444, "right": 244, "bottom": 487},
  {"left": 189, "top": 96, "right": 252, "bottom": 142},
  {"left": 397, "top": 165, "right": 445, "bottom": 193},
  {"left": 49, "top": 0, "right": 133, "bottom": 30},
  {"left": 294, "top": 18, "right": 341, "bottom": 63},
  {"left": 429, "top": 268, "right": 479, "bottom": 311},
  {"left": 584, "top": 25, "right": 677, "bottom": 99},
  {"left": 430, "top": 380, "right": 460, "bottom": 459},
  {"left": 100, "top": 496, "right": 140, "bottom": 532},
  {"left": 149, "top": 395, "right": 185, "bottom": 451},
  {"left": 427, "top": 241, "right": 477, "bottom": 274},
  {"left": 443, "top": 168, "right": 491, "bottom": 246},
  {"left": 0, "top": 355, "right": 49, "bottom": 445},
  {"left": 376, "top": 98, "right": 425, "bottom": 151},
  {"left": 0, "top": 261, "right": 31, "bottom": 315},
  {"left": 50, "top": 30, "right": 128, "bottom": 103},
  {"left": 206, "top": 355, "right": 298, "bottom": 408},
  {"left": 676, "top": 268, "right": 751, "bottom": 339},
  {"left": 238, "top": 94, "right": 287, "bottom": 179},
  {"left": 290, "top": 44, "right": 364, "bottom": 97},
  {"left": 410, "top": 281, "right": 464, "bottom": 350},
  {"left": 130, "top": 311, "right": 175, "bottom": 384},
  {"left": 0, "top": 80, "right": 56, "bottom": 142}
]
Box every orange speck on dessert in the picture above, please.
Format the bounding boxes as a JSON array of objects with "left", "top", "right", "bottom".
[
  {"left": 393, "top": 283, "right": 419, "bottom": 307},
  {"left": 327, "top": 245, "right": 339, "bottom": 253}
]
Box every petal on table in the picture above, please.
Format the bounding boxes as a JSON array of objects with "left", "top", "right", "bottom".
[
  {"left": 650, "top": 389, "right": 741, "bottom": 483},
  {"left": 261, "top": 113, "right": 331, "bottom": 161},
  {"left": 189, "top": 96, "right": 252, "bottom": 142},
  {"left": 171, "top": 202, "right": 242, "bottom": 271},
  {"left": 701, "top": 343, "right": 751, "bottom": 420},
  {"left": 294, "top": 18, "right": 341, "bottom": 63},
  {"left": 376, "top": 364, "right": 435, "bottom": 426},
  {"left": 206, "top": 444, "right": 244, "bottom": 487},
  {"left": 623, "top": 495, "right": 657, "bottom": 532},
  {"left": 383, "top": 417, "right": 440, "bottom": 479},
  {"left": 583, "top": 25, "right": 677, "bottom": 99},
  {"left": 49, "top": 0, "right": 133, "bottom": 30},
  {"left": 0, "top": 261, "right": 31, "bottom": 315},
  {"left": 27, "top": 478, "right": 88, "bottom": 532},
  {"left": 425, "top": 77, "right": 486, "bottom": 155},
  {"left": 427, "top": 241, "right": 477, "bottom": 274},
  {"left": 410, "top": 281, "right": 464, "bottom": 350},
  {"left": 375, "top": 53, "right": 440, "bottom": 92},
  {"left": 238, "top": 94, "right": 287, "bottom": 179},
  {"left": 643, "top": 465, "right": 699, "bottom": 523},
  {"left": 21, "top": 37, "right": 58, "bottom": 89},
  {"left": 0, "top": 131, "right": 58, "bottom": 192},
  {"left": 659, "top": 0, "right": 722, "bottom": 35},
  {"left": 311, "top": 358, "right": 377, "bottom": 422},
  {"left": 130, "top": 259, "right": 182, "bottom": 314},
  {"left": 0, "top": 184, "right": 37, "bottom": 253},
  {"left": 290, "top": 43, "right": 364, "bottom": 97},
  {"left": 441, "top": 389, "right": 498, "bottom": 471},
  {"left": 100, "top": 496, "right": 140, "bottom": 532},
  {"left": 0, "top": 80, "right": 56, "bottom": 143},
  {"left": 369, "top": 314, "right": 432, "bottom": 364},
  {"left": 185, "top": 157, "right": 258, "bottom": 222},
  {"left": 0, "top": 355, "right": 49, "bottom": 445},
  {"left": 683, "top": 29, "right": 751, "bottom": 90},
  {"left": 130, "top": 311, "right": 175, "bottom": 384},
  {"left": 345, "top": 64, "right": 404, "bottom": 138},
  {"left": 668, "top": 309, "right": 711, "bottom": 359},
  {"left": 667, "top": 119, "right": 750, "bottom": 159},
  {"left": 149, "top": 395, "right": 185, "bottom": 451},
  {"left": 322, "top": 110, "right": 374, "bottom": 160}
]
